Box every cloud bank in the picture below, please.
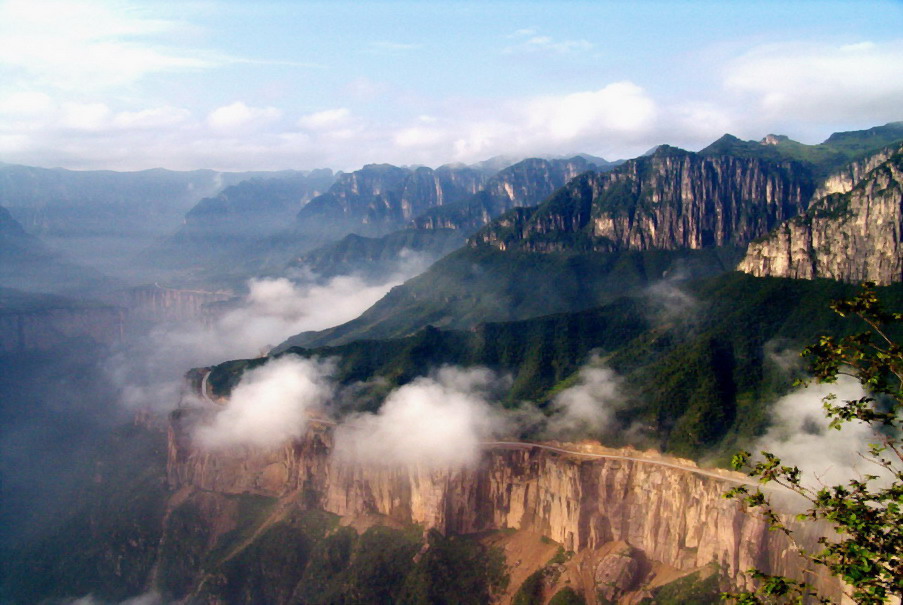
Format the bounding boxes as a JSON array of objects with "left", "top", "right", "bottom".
[
  {"left": 108, "top": 270, "right": 404, "bottom": 413},
  {"left": 546, "top": 364, "right": 623, "bottom": 437},
  {"left": 755, "top": 376, "right": 888, "bottom": 487},
  {"left": 333, "top": 367, "right": 504, "bottom": 470},
  {"left": 194, "top": 356, "right": 334, "bottom": 450},
  {"left": 193, "top": 355, "right": 632, "bottom": 464}
]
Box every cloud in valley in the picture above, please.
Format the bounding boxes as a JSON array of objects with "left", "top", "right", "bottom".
[
  {"left": 755, "top": 376, "right": 891, "bottom": 487},
  {"left": 194, "top": 356, "right": 335, "bottom": 450},
  {"left": 107, "top": 270, "right": 406, "bottom": 413},
  {"left": 644, "top": 274, "right": 699, "bottom": 327},
  {"left": 65, "top": 591, "right": 163, "bottom": 605},
  {"left": 545, "top": 363, "right": 623, "bottom": 437},
  {"left": 333, "top": 367, "right": 505, "bottom": 469}
]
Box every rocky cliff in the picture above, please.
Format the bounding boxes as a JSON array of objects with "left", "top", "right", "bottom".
[
  {"left": 120, "top": 284, "right": 232, "bottom": 323},
  {"left": 297, "top": 164, "right": 487, "bottom": 236},
  {"left": 414, "top": 156, "right": 602, "bottom": 233},
  {"left": 472, "top": 147, "right": 815, "bottom": 253},
  {"left": 739, "top": 145, "right": 903, "bottom": 285},
  {"left": 181, "top": 170, "right": 335, "bottom": 236},
  {"left": 166, "top": 418, "right": 842, "bottom": 602},
  {"left": 0, "top": 303, "right": 125, "bottom": 351}
]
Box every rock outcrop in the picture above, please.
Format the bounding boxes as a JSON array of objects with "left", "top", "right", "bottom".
[
  {"left": 116, "top": 283, "right": 232, "bottom": 323},
  {"left": 0, "top": 303, "right": 125, "bottom": 351},
  {"left": 166, "top": 420, "right": 842, "bottom": 600},
  {"left": 298, "top": 164, "right": 488, "bottom": 236},
  {"left": 414, "top": 156, "right": 603, "bottom": 233},
  {"left": 472, "top": 147, "right": 815, "bottom": 253},
  {"left": 738, "top": 145, "right": 903, "bottom": 285}
]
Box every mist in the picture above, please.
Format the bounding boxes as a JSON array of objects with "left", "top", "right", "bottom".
[
  {"left": 644, "top": 272, "right": 699, "bottom": 328},
  {"left": 755, "top": 376, "right": 889, "bottom": 487},
  {"left": 106, "top": 270, "right": 406, "bottom": 413},
  {"left": 545, "top": 362, "right": 623, "bottom": 437},
  {"left": 63, "top": 592, "right": 163, "bottom": 605},
  {"left": 333, "top": 367, "right": 505, "bottom": 470},
  {"left": 195, "top": 356, "right": 335, "bottom": 450}
]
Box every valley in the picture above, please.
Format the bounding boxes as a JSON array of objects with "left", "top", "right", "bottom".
[{"left": 1, "top": 121, "right": 901, "bottom": 604}]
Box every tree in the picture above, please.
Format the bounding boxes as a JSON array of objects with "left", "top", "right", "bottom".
[{"left": 724, "top": 284, "right": 902, "bottom": 604}]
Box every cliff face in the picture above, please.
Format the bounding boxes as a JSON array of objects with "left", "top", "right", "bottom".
[
  {"left": 121, "top": 284, "right": 232, "bottom": 323},
  {"left": 166, "top": 420, "right": 841, "bottom": 600},
  {"left": 0, "top": 305, "right": 125, "bottom": 351},
  {"left": 739, "top": 145, "right": 903, "bottom": 285},
  {"left": 414, "top": 157, "right": 599, "bottom": 233},
  {"left": 473, "top": 148, "right": 814, "bottom": 253},
  {"left": 297, "top": 164, "right": 487, "bottom": 236},
  {"left": 181, "top": 170, "right": 335, "bottom": 236}
]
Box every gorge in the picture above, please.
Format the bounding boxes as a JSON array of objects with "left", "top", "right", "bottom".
[{"left": 2, "top": 123, "right": 902, "bottom": 604}]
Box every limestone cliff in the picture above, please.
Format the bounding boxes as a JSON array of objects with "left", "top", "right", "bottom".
[
  {"left": 472, "top": 147, "right": 815, "bottom": 253},
  {"left": 0, "top": 303, "right": 125, "bottom": 351},
  {"left": 166, "top": 419, "right": 842, "bottom": 602},
  {"left": 414, "top": 156, "right": 601, "bottom": 233},
  {"left": 298, "top": 164, "right": 487, "bottom": 236},
  {"left": 119, "top": 283, "right": 232, "bottom": 323},
  {"left": 738, "top": 145, "right": 903, "bottom": 285}
]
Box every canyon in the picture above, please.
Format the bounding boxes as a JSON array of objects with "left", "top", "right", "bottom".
[{"left": 164, "top": 413, "right": 843, "bottom": 604}]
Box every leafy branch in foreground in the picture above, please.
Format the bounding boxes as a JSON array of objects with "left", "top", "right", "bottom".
[{"left": 724, "top": 284, "right": 902, "bottom": 604}]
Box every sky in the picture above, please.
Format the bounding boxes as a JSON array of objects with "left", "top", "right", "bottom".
[{"left": 0, "top": 0, "right": 901, "bottom": 172}]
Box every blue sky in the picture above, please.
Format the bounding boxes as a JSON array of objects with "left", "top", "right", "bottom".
[{"left": 1, "top": 0, "right": 901, "bottom": 171}]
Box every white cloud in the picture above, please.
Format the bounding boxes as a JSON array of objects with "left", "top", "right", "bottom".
[
  {"left": 724, "top": 40, "right": 903, "bottom": 123},
  {"left": 393, "top": 125, "right": 447, "bottom": 148},
  {"left": 0, "top": 91, "right": 54, "bottom": 116},
  {"left": 107, "top": 270, "right": 411, "bottom": 413},
  {"left": 546, "top": 364, "right": 622, "bottom": 436},
  {"left": 207, "top": 101, "right": 283, "bottom": 133},
  {"left": 298, "top": 107, "right": 352, "bottom": 130},
  {"left": 504, "top": 30, "right": 594, "bottom": 55},
  {"left": 523, "top": 82, "right": 657, "bottom": 140},
  {"left": 59, "top": 102, "right": 111, "bottom": 130},
  {"left": 113, "top": 106, "right": 191, "bottom": 129},
  {"left": 755, "top": 376, "right": 890, "bottom": 487},
  {"left": 0, "top": 0, "right": 217, "bottom": 90},
  {"left": 333, "top": 367, "right": 504, "bottom": 469},
  {"left": 194, "top": 356, "right": 336, "bottom": 450}
]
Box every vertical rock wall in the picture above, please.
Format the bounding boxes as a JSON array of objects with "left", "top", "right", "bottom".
[{"left": 166, "top": 422, "right": 841, "bottom": 598}]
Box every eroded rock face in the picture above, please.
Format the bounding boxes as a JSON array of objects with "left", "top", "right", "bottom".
[
  {"left": 593, "top": 543, "right": 643, "bottom": 602},
  {"left": 0, "top": 305, "right": 125, "bottom": 351},
  {"left": 297, "top": 164, "right": 487, "bottom": 235},
  {"left": 120, "top": 284, "right": 231, "bottom": 322},
  {"left": 166, "top": 419, "right": 840, "bottom": 598},
  {"left": 738, "top": 145, "right": 903, "bottom": 285},
  {"left": 472, "top": 148, "right": 815, "bottom": 253},
  {"left": 414, "top": 157, "right": 599, "bottom": 232}
]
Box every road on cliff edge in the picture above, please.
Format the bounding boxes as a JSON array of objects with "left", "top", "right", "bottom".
[{"left": 196, "top": 370, "right": 753, "bottom": 486}]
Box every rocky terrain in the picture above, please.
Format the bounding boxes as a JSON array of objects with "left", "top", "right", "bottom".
[
  {"left": 117, "top": 283, "right": 233, "bottom": 323},
  {"left": 739, "top": 144, "right": 903, "bottom": 285},
  {"left": 472, "top": 147, "right": 815, "bottom": 253},
  {"left": 0, "top": 297, "right": 125, "bottom": 351},
  {"left": 164, "top": 417, "right": 842, "bottom": 604},
  {"left": 414, "top": 156, "right": 606, "bottom": 233},
  {"left": 297, "top": 163, "right": 488, "bottom": 237}
]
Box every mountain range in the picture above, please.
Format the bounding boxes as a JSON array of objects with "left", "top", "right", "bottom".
[{"left": 2, "top": 121, "right": 902, "bottom": 605}]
